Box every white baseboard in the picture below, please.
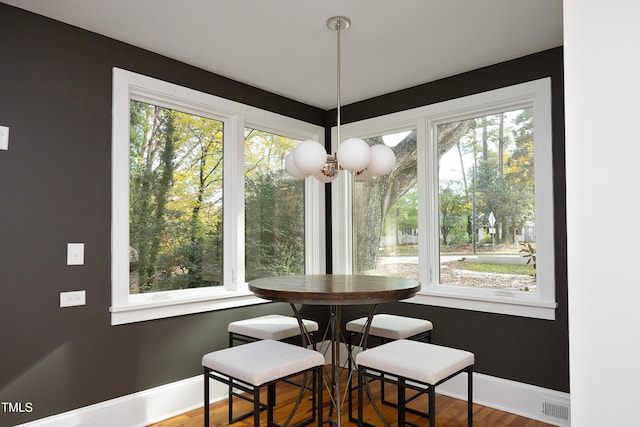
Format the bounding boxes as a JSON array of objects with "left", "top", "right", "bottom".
[
  {"left": 17, "top": 340, "right": 570, "bottom": 427},
  {"left": 14, "top": 375, "right": 226, "bottom": 427},
  {"left": 436, "top": 372, "right": 570, "bottom": 426}
]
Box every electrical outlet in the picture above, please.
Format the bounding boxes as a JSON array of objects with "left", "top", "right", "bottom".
[{"left": 60, "top": 290, "right": 86, "bottom": 307}]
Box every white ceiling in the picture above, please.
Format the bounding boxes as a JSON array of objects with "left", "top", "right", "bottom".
[{"left": 2, "top": 0, "right": 563, "bottom": 109}]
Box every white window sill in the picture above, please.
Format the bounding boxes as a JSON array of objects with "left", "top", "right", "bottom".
[
  {"left": 110, "top": 289, "right": 268, "bottom": 325},
  {"left": 406, "top": 290, "right": 557, "bottom": 320}
]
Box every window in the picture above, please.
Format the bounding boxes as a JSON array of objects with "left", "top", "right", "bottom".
[
  {"left": 111, "top": 69, "right": 324, "bottom": 324},
  {"left": 244, "top": 128, "right": 305, "bottom": 281},
  {"left": 128, "top": 100, "right": 224, "bottom": 293},
  {"left": 335, "top": 78, "right": 556, "bottom": 319},
  {"left": 437, "top": 108, "right": 536, "bottom": 292},
  {"left": 353, "top": 130, "right": 419, "bottom": 279}
]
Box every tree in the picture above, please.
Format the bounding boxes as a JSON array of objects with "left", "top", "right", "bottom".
[
  {"left": 129, "top": 102, "right": 177, "bottom": 291},
  {"left": 503, "top": 108, "right": 535, "bottom": 241},
  {"left": 383, "top": 187, "right": 418, "bottom": 245},
  {"left": 354, "top": 120, "right": 474, "bottom": 271},
  {"left": 180, "top": 114, "right": 224, "bottom": 288},
  {"left": 244, "top": 173, "right": 304, "bottom": 280},
  {"left": 129, "top": 101, "right": 224, "bottom": 292},
  {"left": 461, "top": 108, "right": 534, "bottom": 248},
  {"left": 439, "top": 182, "right": 470, "bottom": 246},
  {"left": 244, "top": 129, "right": 304, "bottom": 281}
]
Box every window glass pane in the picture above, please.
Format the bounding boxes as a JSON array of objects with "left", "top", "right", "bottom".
[
  {"left": 353, "top": 130, "right": 418, "bottom": 279},
  {"left": 244, "top": 128, "right": 305, "bottom": 281},
  {"left": 129, "top": 100, "right": 223, "bottom": 293},
  {"left": 437, "top": 108, "right": 536, "bottom": 292}
]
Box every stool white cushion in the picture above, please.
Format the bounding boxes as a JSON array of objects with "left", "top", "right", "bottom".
[
  {"left": 203, "top": 339, "right": 324, "bottom": 386},
  {"left": 356, "top": 339, "right": 474, "bottom": 385},
  {"left": 228, "top": 314, "right": 319, "bottom": 341},
  {"left": 346, "top": 314, "right": 433, "bottom": 340}
]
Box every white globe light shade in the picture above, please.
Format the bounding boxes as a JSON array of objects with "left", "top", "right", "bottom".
[
  {"left": 313, "top": 170, "right": 338, "bottom": 183},
  {"left": 292, "top": 140, "right": 328, "bottom": 174},
  {"left": 336, "top": 138, "right": 371, "bottom": 172},
  {"left": 285, "top": 152, "right": 310, "bottom": 179},
  {"left": 367, "top": 144, "right": 396, "bottom": 176}
]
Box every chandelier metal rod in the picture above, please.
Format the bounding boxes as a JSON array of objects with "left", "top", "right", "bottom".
[
  {"left": 336, "top": 17, "right": 342, "bottom": 150},
  {"left": 328, "top": 16, "right": 350, "bottom": 160}
]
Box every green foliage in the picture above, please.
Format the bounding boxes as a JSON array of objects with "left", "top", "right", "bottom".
[
  {"left": 244, "top": 129, "right": 305, "bottom": 281},
  {"left": 129, "top": 112, "right": 305, "bottom": 293},
  {"left": 129, "top": 100, "right": 223, "bottom": 293},
  {"left": 439, "top": 181, "right": 471, "bottom": 246},
  {"left": 439, "top": 107, "right": 536, "bottom": 253},
  {"left": 389, "top": 187, "right": 418, "bottom": 231},
  {"left": 519, "top": 242, "right": 536, "bottom": 271},
  {"left": 244, "top": 172, "right": 304, "bottom": 281}
]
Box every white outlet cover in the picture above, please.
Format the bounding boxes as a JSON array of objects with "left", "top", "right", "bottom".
[
  {"left": 67, "top": 243, "right": 85, "bottom": 265},
  {"left": 60, "top": 290, "right": 86, "bottom": 307}
]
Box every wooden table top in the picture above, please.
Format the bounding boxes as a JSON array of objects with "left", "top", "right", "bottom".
[{"left": 248, "top": 274, "right": 420, "bottom": 305}]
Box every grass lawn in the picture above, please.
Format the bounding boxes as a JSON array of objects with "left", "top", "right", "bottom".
[{"left": 459, "top": 263, "right": 535, "bottom": 276}]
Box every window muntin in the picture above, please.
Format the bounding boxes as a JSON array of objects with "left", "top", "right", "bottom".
[
  {"left": 111, "top": 68, "right": 324, "bottom": 324},
  {"left": 335, "top": 78, "right": 555, "bottom": 319},
  {"left": 244, "top": 128, "right": 305, "bottom": 281},
  {"left": 437, "top": 108, "right": 537, "bottom": 293},
  {"left": 353, "top": 130, "right": 418, "bottom": 279}
]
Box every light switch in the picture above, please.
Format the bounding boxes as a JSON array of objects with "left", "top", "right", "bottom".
[
  {"left": 0, "top": 125, "right": 8, "bottom": 150},
  {"left": 67, "top": 243, "right": 85, "bottom": 265}
]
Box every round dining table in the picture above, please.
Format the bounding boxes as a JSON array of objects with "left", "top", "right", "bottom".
[{"left": 249, "top": 274, "right": 421, "bottom": 427}]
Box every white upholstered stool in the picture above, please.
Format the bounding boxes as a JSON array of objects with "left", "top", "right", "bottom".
[
  {"left": 203, "top": 339, "right": 324, "bottom": 427},
  {"left": 356, "top": 339, "right": 474, "bottom": 427},
  {"left": 346, "top": 314, "right": 433, "bottom": 421},
  {"left": 228, "top": 314, "right": 319, "bottom": 347},
  {"left": 227, "top": 314, "right": 319, "bottom": 423},
  {"left": 346, "top": 314, "right": 433, "bottom": 342}
]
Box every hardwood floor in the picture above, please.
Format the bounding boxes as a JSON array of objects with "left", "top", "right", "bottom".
[{"left": 148, "top": 368, "right": 554, "bottom": 427}]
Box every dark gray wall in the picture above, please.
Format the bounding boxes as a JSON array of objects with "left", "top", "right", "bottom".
[{"left": 0, "top": 3, "right": 567, "bottom": 425}]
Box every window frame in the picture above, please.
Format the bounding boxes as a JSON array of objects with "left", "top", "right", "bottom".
[
  {"left": 333, "top": 78, "right": 556, "bottom": 319},
  {"left": 111, "top": 68, "right": 325, "bottom": 325}
]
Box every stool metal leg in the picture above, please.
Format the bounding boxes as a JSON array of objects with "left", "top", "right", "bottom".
[
  {"left": 267, "top": 383, "right": 276, "bottom": 426},
  {"left": 378, "top": 337, "right": 390, "bottom": 405},
  {"left": 203, "top": 368, "right": 210, "bottom": 426},
  {"left": 227, "top": 369, "right": 233, "bottom": 423},
  {"left": 254, "top": 385, "right": 261, "bottom": 426},
  {"left": 397, "top": 377, "right": 406, "bottom": 426},
  {"left": 429, "top": 385, "right": 435, "bottom": 427},
  {"left": 317, "top": 365, "right": 324, "bottom": 426},
  {"left": 357, "top": 367, "right": 364, "bottom": 427},
  {"left": 347, "top": 331, "right": 356, "bottom": 422},
  {"left": 468, "top": 366, "right": 473, "bottom": 427},
  {"left": 311, "top": 369, "right": 317, "bottom": 420}
]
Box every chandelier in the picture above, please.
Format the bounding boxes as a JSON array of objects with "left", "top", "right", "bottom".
[{"left": 285, "top": 16, "right": 396, "bottom": 182}]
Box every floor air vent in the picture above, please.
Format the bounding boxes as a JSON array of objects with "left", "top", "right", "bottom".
[{"left": 541, "top": 399, "right": 570, "bottom": 424}]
